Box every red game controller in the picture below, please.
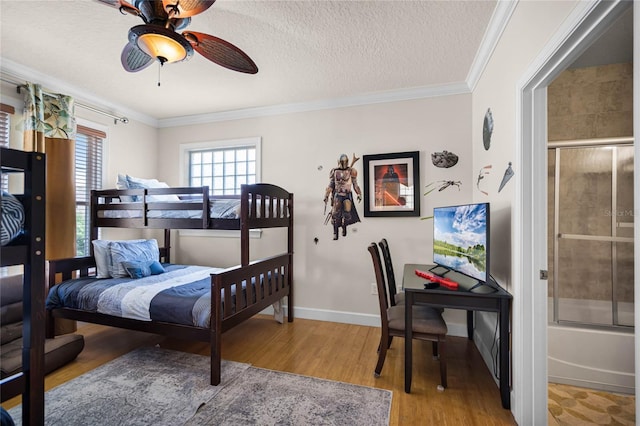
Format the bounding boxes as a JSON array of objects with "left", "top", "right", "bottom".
[{"left": 414, "top": 269, "right": 459, "bottom": 290}]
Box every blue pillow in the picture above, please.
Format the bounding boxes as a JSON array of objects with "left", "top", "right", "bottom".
[
  {"left": 122, "top": 260, "right": 166, "bottom": 279},
  {"left": 109, "top": 239, "right": 160, "bottom": 278}
]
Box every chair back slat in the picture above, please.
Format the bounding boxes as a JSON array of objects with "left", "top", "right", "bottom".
[
  {"left": 378, "top": 238, "right": 398, "bottom": 306},
  {"left": 368, "top": 243, "right": 391, "bottom": 323}
]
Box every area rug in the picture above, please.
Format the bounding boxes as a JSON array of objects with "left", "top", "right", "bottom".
[
  {"left": 548, "top": 383, "right": 635, "bottom": 425},
  {"left": 186, "top": 367, "right": 392, "bottom": 425},
  {"left": 8, "top": 347, "right": 392, "bottom": 425},
  {"left": 8, "top": 346, "right": 250, "bottom": 426}
]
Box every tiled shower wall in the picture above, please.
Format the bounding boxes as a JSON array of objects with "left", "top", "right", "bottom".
[
  {"left": 548, "top": 63, "right": 633, "bottom": 141},
  {"left": 547, "top": 62, "right": 633, "bottom": 308}
]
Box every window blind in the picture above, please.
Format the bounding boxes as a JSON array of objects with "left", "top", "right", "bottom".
[{"left": 75, "top": 127, "right": 103, "bottom": 256}]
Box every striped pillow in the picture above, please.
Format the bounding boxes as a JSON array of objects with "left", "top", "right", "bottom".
[{"left": 1, "top": 191, "right": 25, "bottom": 246}]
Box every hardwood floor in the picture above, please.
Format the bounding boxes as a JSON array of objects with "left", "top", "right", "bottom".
[{"left": 3, "top": 316, "right": 516, "bottom": 425}]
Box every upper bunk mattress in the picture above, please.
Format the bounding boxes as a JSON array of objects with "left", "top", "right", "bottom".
[{"left": 98, "top": 198, "right": 242, "bottom": 220}]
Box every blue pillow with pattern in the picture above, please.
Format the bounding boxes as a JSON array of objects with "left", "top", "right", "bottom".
[{"left": 122, "top": 260, "right": 166, "bottom": 279}]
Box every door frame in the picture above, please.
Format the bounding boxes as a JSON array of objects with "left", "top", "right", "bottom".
[{"left": 515, "top": 0, "right": 635, "bottom": 422}]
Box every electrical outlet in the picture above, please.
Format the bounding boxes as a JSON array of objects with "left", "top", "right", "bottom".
[{"left": 370, "top": 283, "right": 378, "bottom": 295}]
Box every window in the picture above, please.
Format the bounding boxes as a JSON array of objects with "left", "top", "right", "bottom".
[
  {"left": 180, "top": 137, "right": 261, "bottom": 237},
  {"left": 183, "top": 137, "right": 261, "bottom": 196},
  {"left": 75, "top": 124, "right": 105, "bottom": 256},
  {"left": 0, "top": 104, "right": 15, "bottom": 192}
]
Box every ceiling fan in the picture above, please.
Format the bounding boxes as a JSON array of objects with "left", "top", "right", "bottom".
[{"left": 97, "top": 0, "right": 258, "bottom": 74}]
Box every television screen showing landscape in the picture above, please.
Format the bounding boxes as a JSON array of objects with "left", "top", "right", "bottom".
[{"left": 433, "top": 203, "right": 488, "bottom": 282}]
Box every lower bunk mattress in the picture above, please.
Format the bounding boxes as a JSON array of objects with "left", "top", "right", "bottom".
[{"left": 46, "top": 264, "right": 280, "bottom": 328}]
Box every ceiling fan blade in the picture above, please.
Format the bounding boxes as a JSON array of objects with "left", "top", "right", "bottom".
[
  {"left": 163, "top": 0, "right": 215, "bottom": 18},
  {"left": 183, "top": 31, "right": 258, "bottom": 74},
  {"left": 94, "top": 0, "right": 141, "bottom": 17},
  {"left": 121, "top": 42, "right": 154, "bottom": 72}
]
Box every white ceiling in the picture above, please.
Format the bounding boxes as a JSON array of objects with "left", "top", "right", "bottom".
[{"left": 0, "top": 0, "right": 499, "bottom": 125}]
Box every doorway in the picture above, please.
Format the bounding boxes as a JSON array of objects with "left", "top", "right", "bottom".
[{"left": 516, "top": 0, "right": 635, "bottom": 422}]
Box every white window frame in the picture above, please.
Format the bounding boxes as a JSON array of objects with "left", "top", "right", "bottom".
[{"left": 179, "top": 136, "right": 262, "bottom": 238}]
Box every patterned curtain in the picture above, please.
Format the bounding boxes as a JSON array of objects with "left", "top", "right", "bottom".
[
  {"left": 23, "top": 82, "right": 76, "bottom": 152},
  {"left": 22, "top": 82, "right": 78, "bottom": 334}
]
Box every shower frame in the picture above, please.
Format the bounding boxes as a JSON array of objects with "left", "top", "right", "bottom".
[{"left": 549, "top": 136, "right": 634, "bottom": 330}]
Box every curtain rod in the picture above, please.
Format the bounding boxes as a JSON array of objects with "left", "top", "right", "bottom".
[{"left": 0, "top": 76, "right": 129, "bottom": 125}]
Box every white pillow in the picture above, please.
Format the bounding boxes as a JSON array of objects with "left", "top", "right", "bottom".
[
  {"left": 109, "top": 239, "right": 160, "bottom": 278},
  {"left": 126, "top": 175, "right": 180, "bottom": 203},
  {"left": 92, "top": 239, "right": 146, "bottom": 278},
  {"left": 116, "top": 174, "right": 135, "bottom": 203}
]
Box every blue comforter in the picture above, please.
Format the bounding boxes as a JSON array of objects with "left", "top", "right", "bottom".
[{"left": 46, "top": 264, "right": 229, "bottom": 328}]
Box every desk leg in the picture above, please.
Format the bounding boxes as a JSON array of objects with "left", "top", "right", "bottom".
[
  {"left": 467, "top": 310, "right": 474, "bottom": 340},
  {"left": 499, "top": 298, "right": 511, "bottom": 409},
  {"left": 405, "top": 292, "right": 413, "bottom": 393}
]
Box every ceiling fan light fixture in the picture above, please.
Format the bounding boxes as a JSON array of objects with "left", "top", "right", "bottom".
[{"left": 129, "top": 24, "right": 193, "bottom": 64}]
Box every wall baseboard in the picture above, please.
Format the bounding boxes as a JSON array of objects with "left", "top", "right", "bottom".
[{"left": 263, "top": 305, "right": 469, "bottom": 338}]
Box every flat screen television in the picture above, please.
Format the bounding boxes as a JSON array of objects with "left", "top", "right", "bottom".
[{"left": 432, "top": 202, "right": 490, "bottom": 285}]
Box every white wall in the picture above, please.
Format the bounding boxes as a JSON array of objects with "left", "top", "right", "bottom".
[
  {"left": 158, "top": 95, "right": 473, "bottom": 328},
  {"left": 472, "top": 0, "right": 579, "bottom": 288},
  {"left": 470, "top": 0, "right": 582, "bottom": 421}
]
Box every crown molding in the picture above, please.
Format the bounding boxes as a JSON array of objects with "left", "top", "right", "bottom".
[
  {"left": 158, "top": 81, "right": 471, "bottom": 128},
  {"left": 0, "top": 59, "right": 158, "bottom": 128},
  {"left": 466, "top": 0, "right": 519, "bottom": 92}
]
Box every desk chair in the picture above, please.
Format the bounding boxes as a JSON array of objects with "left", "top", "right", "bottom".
[{"left": 368, "top": 243, "right": 448, "bottom": 388}]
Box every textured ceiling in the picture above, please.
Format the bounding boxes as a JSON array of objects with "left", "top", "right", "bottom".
[{"left": 0, "top": 0, "right": 497, "bottom": 122}]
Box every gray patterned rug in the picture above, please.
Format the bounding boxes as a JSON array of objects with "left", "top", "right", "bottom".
[
  {"left": 8, "top": 347, "right": 392, "bottom": 425},
  {"left": 8, "top": 346, "right": 250, "bottom": 425}
]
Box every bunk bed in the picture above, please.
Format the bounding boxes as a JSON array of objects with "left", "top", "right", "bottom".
[
  {"left": 45, "top": 182, "right": 294, "bottom": 386},
  {"left": 0, "top": 147, "right": 46, "bottom": 424}
]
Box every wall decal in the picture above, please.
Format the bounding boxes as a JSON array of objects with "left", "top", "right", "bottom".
[
  {"left": 483, "top": 108, "right": 493, "bottom": 150},
  {"left": 424, "top": 180, "right": 462, "bottom": 195},
  {"left": 498, "top": 162, "right": 514, "bottom": 192},
  {"left": 323, "top": 153, "right": 362, "bottom": 240},
  {"left": 431, "top": 150, "right": 459, "bottom": 168},
  {"left": 476, "top": 164, "right": 492, "bottom": 196}
]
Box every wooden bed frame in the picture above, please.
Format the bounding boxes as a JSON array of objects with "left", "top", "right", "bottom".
[{"left": 46, "top": 183, "right": 294, "bottom": 385}]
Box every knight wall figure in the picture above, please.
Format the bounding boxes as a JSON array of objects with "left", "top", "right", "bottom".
[{"left": 323, "top": 153, "right": 362, "bottom": 240}]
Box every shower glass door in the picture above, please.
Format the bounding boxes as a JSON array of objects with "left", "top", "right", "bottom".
[{"left": 549, "top": 142, "right": 634, "bottom": 328}]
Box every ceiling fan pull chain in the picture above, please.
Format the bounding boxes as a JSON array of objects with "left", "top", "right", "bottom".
[{"left": 158, "top": 61, "right": 162, "bottom": 87}]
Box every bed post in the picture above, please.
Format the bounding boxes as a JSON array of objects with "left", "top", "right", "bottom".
[
  {"left": 90, "top": 190, "right": 98, "bottom": 254},
  {"left": 163, "top": 229, "right": 171, "bottom": 263},
  {"left": 288, "top": 193, "right": 294, "bottom": 322},
  {"left": 210, "top": 273, "right": 223, "bottom": 386},
  {"left": 240, "top": 185, "right": 249, "bottom": 267}
]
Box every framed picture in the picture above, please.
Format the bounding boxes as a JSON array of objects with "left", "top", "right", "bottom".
[{"left": 363, "top": 151, "right": 420, "bottom": 217}]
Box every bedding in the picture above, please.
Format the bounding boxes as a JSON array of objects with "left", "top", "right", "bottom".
[
  {"left": 98, "top": 198, "right": 243, "bottom": 220},
  {"left": 47, "top": 264, "right": 226, "bottom": 327},
  {"left": 125, "top": 175, "right": 181, "bottom": 203},
  {"left": 1, "top": 191, "right": 24, "bottom": 246}
]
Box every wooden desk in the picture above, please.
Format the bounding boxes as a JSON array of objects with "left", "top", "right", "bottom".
[{"left": 403, "top": 263, "right": 512, "bottom": 409}]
